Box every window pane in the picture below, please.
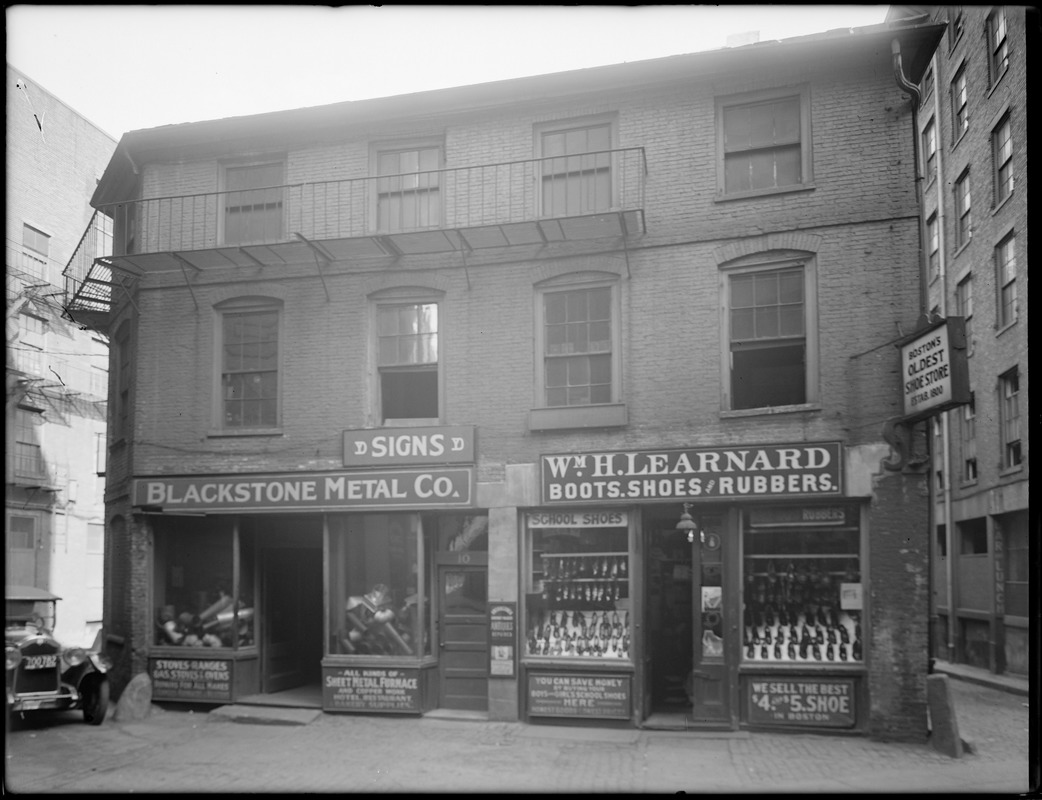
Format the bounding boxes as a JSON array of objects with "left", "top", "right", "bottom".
[
  {"left": 381, "top": 369, "right": 438, "bottom": 420},
  {"left": 732, "top": 342, "right": 805, "bottom": 410}
]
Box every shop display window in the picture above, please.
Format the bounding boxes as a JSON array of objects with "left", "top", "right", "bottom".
[
  {"left": 525, "top": 520, "right": 632, "bottom": 660},
  {"left": 328, "top": 514, "right": 432, "bottom": 658},
  {"left": 742, "top": 510, "right": 862, "bottom": 665},
  {"left": 153, "top": 518, "right": 255, "bottom": 649}
]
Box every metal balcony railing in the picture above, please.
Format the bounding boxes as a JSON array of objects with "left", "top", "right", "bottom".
[{"left": 63, "top": 148, "right": 646, "bottom": 321}]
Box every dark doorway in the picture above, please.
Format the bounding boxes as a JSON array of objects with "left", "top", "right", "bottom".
[{"left": 261, "top": 545, "right": 323, "bottom": 694}]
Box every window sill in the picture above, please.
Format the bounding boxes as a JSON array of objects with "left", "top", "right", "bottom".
[
  {"left": 951, "top": 240, "right": 972, "bottom": 260},
  {"left": 998, "top": 464, "right": 1024, "bottom": 479},
  {"left": 715, "top": 183, "right": 816, "bottom": 204},
  {"left": 721, "top": 403, "right": 821, "bottom": 419},
  {"left": 995, "top": 319, "right": 1018, "bottom": 338},
  {"left": 207, "top": 427, "right": 283, "bottom": 438},
  {"left": 528, "top": 403, "right": 628, "bottom": 431},
  {"left": 991, "top": 192, "right": 1014, "bottom": 216}
]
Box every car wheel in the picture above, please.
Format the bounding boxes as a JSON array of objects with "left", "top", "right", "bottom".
[{"left": 82, "top": 675, "right": 110, "bottom": 725}]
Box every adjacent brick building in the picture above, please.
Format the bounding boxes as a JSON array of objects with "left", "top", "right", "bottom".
[{"left": 67, "top": 20, "right": 946, "bottom": 739}]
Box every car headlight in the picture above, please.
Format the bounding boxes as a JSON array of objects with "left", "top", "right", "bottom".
[
  {"left": 5, "top": 645, "right": 20, "bottom": 671},
  {"left": 62, "top": 647, "right": 87, "bottom": 667}
]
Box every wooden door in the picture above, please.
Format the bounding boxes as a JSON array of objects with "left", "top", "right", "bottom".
[
  {"left": 437, "top": 565, "right": 488, "bottom": 711},
  {"left": 261, "top": 547, "right": 323, "bottom": 693},
  {"left": 688, "top": 514, "right": 734, "bottom": 728}
]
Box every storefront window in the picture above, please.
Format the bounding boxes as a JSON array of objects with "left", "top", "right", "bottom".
[
  {"left": 328, "top": 514, "right": 431, "bottom": 658},
  {"left": 153, "top": 518, "right": 255, "bottom": 649},
  {"left": 742, "top": 507, "right": 862, "bottom": 664},
  {"left": 524, "top": 513, "right": 632, "bottom": 660}
]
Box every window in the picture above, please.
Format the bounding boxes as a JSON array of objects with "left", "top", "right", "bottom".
[
  {"left": 742, "top": 507, "right": 863, "bottom": 664},
  {"left": 21, "top": 223, "right": 50, "bottom": 281},
  {"left": 951, "top": 66, "right": 968, "bottom": 139},
  {"left": 726, "top": 263, "right": 814, "bottom": 410},
  {"left": 223, "top": 161, "right": 284, "bottom": 245},
  {"left": 922, "top": 119, "right": 937, "bottom": 184},
  {"left": 539, "top": 121, "right": 613, "bottom": 216},
  {"left": 542, "top": 286, "right": 612, "bottom": 407},
  {"left": 953, "top": 170, "right": 971, "bottom": 249},
  {"left": 719, "top": 89, "right": 809, "bottom": 195},
  {"left": 218, "top": 299, "right": 281, "bottom": 430},
  {"left": 87, "top": 522, "right": 105, "bottom": 554},
  {"left": 524, "top": 515, "right": 632, "bottom": 660},
  {"left": 987, "top": 8, "right": 1009, "bottom": 84},
  {"left": 114, "top": 320, "right": 131, "bottom": 440},
  {"left": 958, "top": 518, "right": 987, "bottom": 556},
  {"left": 376, "top": 300, "right": 439, "bottom": 423},
  {"left": 328, "top": 513, "right": 434, "bottom": 659},
  {"left": 18, "top": 313, "right": 44, "bottom": 375},
  {"left": 956, "top": 273, "right": 973, "bottom": 347},
  {"left": 14, "top": 407, "right": 44, "bottom": 479},
  {"left": 7, "top": 515, "right": 36, "bottom": 550},
  {"left": 960, "top": 391, "right": 977, "bottom": 482},
  {"left": 948, "top": 10, "right": 965, "bottom": 50},
  {"left": 992, "top": 114, "right": 1013, "bottom": 205},
  {"left": 374, "top": 143, "right": 442, "bottom": 232},
  {"left": 995, "top": 232, "right": 1017, "bottom": 328},
  {"left": 919, "top": 66, "right": 934, "bottom": 106},
  {"left": 999, "top": 368, "right": 1021, "bottom": 468},
  {"left": 927, "top": 213, "right": 941, "bottom": 280},
  {"left": 152, "top": 516, "right": 254, "bottom": 649}
]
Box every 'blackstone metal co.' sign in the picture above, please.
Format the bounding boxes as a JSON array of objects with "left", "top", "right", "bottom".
[
  {"left": 542, "top": 442, "right": 843, "bottom": 504},
  {"left": 133, "top": 468, "right": 474, "bottom": 512}
]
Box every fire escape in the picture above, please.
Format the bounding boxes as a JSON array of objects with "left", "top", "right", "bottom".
[{"left": 63, "top": 149, "right": 647, "bottom": 333}]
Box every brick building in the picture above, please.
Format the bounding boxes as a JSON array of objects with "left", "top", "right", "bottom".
[
  {"left": 6, "top": 64, "right": 116, "bottom": 647},
  {"left": 66, "top": 20, "right": 946, "bottom": 739},
  {"left": 889, "top": 5, "right": 1032, "bottom": 681}
]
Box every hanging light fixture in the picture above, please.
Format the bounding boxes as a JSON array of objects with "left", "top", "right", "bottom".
[{"left": 675, "top": 502, "right": 702, "bottom": 544}]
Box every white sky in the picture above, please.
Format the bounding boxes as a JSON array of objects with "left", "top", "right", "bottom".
[{"left": 7, "top": 4, "right": 889, "bottom": 140}]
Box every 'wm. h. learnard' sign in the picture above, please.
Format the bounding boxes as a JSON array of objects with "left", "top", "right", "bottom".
[
  {"left": 133, "top": 468, "right": 474, "bottom": 512},
  {"left": 542, "top": 442, "right": 843, "bottom": 504}
]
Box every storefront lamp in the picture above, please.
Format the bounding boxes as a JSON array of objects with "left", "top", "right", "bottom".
[{"left": 675, "top": 503, "right": 703, "bottom": 544}]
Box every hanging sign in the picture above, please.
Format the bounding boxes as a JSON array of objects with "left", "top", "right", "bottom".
[
  {"left": 899, "top": 317, "right": 970, "bottom": 421},
  {"left": 541, "top": 442, "right": 842, "bottom": 504}
]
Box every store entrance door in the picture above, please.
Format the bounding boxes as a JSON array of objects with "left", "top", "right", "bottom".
[
  {"left": 687, "top": 515, "right": 733, "bottom": 728},
  {"left": 261, "top": 547, "right": 323, "bottom": 694},
  {"left": 437, "top": 560, "right": 488, "bottom": 711}
]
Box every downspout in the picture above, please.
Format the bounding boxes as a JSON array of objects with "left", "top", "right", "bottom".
[{"left": 892, "top": 38, "right": 949, "bottom": 673}]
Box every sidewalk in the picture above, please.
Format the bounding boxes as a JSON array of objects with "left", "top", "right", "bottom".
[
  {"left": 933, "top": 658, "right": 1030, "bottom": 697},
  {"left": 4, "top": 674, "right": 1033, "bottom": 794}
]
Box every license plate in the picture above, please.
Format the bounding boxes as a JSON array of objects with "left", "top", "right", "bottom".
[{"left": 19, "top": 699, "right": 41, "bottom": 710}]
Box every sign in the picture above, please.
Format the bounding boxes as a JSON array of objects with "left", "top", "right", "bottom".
[
  {"left": 323, "top": 666, "right": 421, "bottom": 713},
  {"left": 149, "top": 657, "right": 233, "bottom": 702},
  {"left": 528, "top": 673, "right": 631, "bottom": 719},
  {"left": 527, "top": 511, "right": 629, "bottom": 528},
  {"left": 748, "top": 505, "right": 854, "bottom": 528},
  {"left": 343, "top": 425, "right": 475, "bottom": 467},
  {"left": 747, "top": 677, "right": 856, "bottom": 728},
  {"left": 899, "top": 317, "right": 970, "bottom": 420},
  {"left": 541, "top": 443, "right": 843, "bottom": 505},
  {"left": 840, "top": 583, "right": 863, "bottom": 610},
  {"left": 489, "top": 602, "right": 517, "bottom": 678},
  {"left": 133, "top": 468, "right": 474, "bottom": 512}
]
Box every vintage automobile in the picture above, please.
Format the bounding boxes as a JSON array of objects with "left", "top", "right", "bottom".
[{"left": 5, "top": 585, "right": 111, "bottom": 725}]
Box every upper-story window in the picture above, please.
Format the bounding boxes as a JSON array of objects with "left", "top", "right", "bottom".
[
  {"left": 995, "top": 231, "right": 1017, "bottom": 329},
  {"left": 960, "top": 390, "right": 977, "bottom": 483},
  {"left": 539, "top": 120, "right": 613, "bottom": 217},
  {"left": 14, "top": 407, "right": 44, "bottom": 479},
  {"left": 21, "top": 223, "right": 50, "bottom": 283},
  {"left": 927, "top": 213, "right": 941, "bottom": 281},
  {"left": 987, "top": 8, "right": 1009, "bottom": 85},
  {"left": 992, "top": 113, "right": 1013, "bottom": 206},
  {"left": 374, "top": 142, "right": 443, "bottom": 233},
  {"left": 376, "top": 299, "right": 440, "bottom": 424},
  {"left": 723, "top": 258, "right": 817, "bottom": 411},
  {"left": 956, "top": 272, "right": 973, "bottom": 348},
  {"left": 953, "top": 169, "right": 972, "bottom": 250},
  {"left": 216, "top": 298, "right": 281, "bottom": 430},
  {"left": 17, "top": 313, "right": 45, "bottom": 376},
  {"left": 223, "top": 161, "right": 284, "bottom": 246},
  {"left": 922, "top": 118, "right": 937, "bottom": 184},
  {"left": 718, "top": 87, "right": 810, "bottom": 197},
  {"left": 919, "top": 65, "right": 934, "bottom": 107},
  {"left": 540, "top": 284, "right": 613, "bottom": 407},
  {"left": 999, "top": 367, "right": 1021, "bottom": 469},
  {"left": 951, "top": 65, "right": 968, "bottom": 140},
  {"left": 114, "top": 320, "right": 132, "bottom": 440},
  {"left": 948, "top": 10, "right": 965, "bottom": 51}
]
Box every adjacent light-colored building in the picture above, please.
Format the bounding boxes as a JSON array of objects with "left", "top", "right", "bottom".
[
  {"left": 68, "top": 19, "right": 946, "bottom": 739},
  {"left": 6, "top": 63, "right": 117, "bottom": 647}
]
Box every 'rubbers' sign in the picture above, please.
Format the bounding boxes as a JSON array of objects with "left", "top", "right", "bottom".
[
  {"left": 133, "top": 468, "right": 474, "bottom": 512},
  {"left": 541, "top": 442, "right": 842, "bottom": 504}
]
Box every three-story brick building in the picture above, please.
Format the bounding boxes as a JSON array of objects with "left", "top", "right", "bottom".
[{"left": 66, "top": 19, "right": 945, "bottom": 739}]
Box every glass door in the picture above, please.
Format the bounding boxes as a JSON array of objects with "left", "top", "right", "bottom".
[{"left": 688, "top": 514, "right": 733, "bottom": 728}]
